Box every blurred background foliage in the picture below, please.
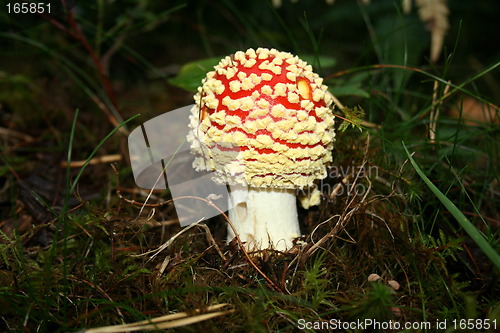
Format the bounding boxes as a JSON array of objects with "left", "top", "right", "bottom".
[{"left": 0, "top": 0, "right": 499, "bottom": 332}]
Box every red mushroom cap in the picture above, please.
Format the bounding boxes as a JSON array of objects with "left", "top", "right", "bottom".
[{"left": 188, "top": 48, "right": 335, "bottom": 189}]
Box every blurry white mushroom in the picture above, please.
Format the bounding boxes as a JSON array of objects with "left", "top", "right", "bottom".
[{"left": 387, "top": 280, "right": 400, "bottom": 291}]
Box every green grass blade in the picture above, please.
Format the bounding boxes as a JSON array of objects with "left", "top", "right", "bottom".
[
  {"left": 65, "top": 109, "right": 80, "bottom": 212},
  {"left": 69, "top": 114, "right": 140, "bottom": 195},
  {"left": 403, "top": 142, "right": 500, "bottom": 270}
]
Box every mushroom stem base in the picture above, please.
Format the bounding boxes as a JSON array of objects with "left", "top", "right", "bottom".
[{"left": 227, "top": 185, "right": 300, "bottom": 251}]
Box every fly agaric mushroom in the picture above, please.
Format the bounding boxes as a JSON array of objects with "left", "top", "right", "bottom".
[{"left": 187, "top": 48, "right": 335, "bottom": 251}]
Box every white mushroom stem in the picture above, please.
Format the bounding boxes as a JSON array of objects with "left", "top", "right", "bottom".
[{"left": 227, "top": 184, "right": 300, "bottom": 251}]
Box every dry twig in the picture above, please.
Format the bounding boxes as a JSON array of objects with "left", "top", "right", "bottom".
[
  {"left": 112, "top": 164, "right": 284, "bottom": 293},
  {"left": 84, "top": 303, "right": 234, "bottom": 333}
]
